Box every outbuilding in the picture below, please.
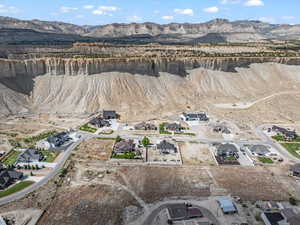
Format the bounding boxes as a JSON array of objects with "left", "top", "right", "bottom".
[{"left": 216, "top": 196, "right": 237, "bottom": 214}]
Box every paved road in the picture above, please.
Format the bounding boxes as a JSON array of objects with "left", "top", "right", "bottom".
[
  {"left": 1, "top": 123, "right": 297, "bottom": 205},
  {"left": 0, "top": 132, "right": 92, "bottom": 205}
]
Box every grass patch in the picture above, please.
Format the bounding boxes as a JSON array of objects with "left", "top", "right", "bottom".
[
  {"left": 41, "top": 151, "right": 59, "bottom": 163},
  {"left": 281, "top": 143, "right": 300, "bottom": 159},
  {"left": 79, "top": 124, "right": 97, "bottom": 133},
  {"left": 258, "top": 157, "right": 274, "bottom": 164},
  {"left": 111, "top": 152, "right": 136, "bottom": 159},
  {"left": 2, "top": 150, "right": 20, "bottom": 166},
  {"left": 0, "top": 181, "right": 34, "bottom": 198},
  {"left": 273, "top": 135, "right": 300, "bottom": 142},
  {"left": 225, "top": 155, "right": 237, "bottom": 161},
  {"left": 175, "top": 132, "right": 196, "bottom": 136},
  {"left": 23, "top": 131, "right": 57, "bottom": 144},
  {"left": 159, "top": 123, "right": 172, "bottom": 135},
  {"left": 272, "top": 136, "right": 286, "bottom": 142}
]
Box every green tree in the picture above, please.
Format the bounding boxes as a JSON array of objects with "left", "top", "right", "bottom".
[
  {"left": 142, "top": 136, "right": 150, "bottom": 147},
  {"left": 116, "top": 136, "right": 122, "bottom": 143}
]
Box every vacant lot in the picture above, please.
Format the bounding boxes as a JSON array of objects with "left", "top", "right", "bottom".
[
  {"left": 119, "top": 167, "right": 211, "bottom": 203},
  {"left": 211, "top": 166, "right": 290, "bottom": 201},
  {"left": 38, "top": 184, "right": 139, "bottom": 225},
  {"left": 179, "top": 142, "right": 215, "bottom": 165},
  {"left": 74, "top": 138, "right": 115, "bottom": 161}
]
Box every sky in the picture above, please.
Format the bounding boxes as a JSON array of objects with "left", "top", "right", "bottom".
[{"left": 0, "top": 0, "right": 299, "bottom": 25}]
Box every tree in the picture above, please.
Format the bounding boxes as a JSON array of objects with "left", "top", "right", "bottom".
[
  {"left": 116, "top": 136, "right": 122, "bottom": 143},
  {"left": 142, "top": 136, "right": 150, "bottom": 147}
]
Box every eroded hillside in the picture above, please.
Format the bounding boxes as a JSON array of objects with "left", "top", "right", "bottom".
[{"left": 0, "top": 43, "right": 300, "bottom": 123}]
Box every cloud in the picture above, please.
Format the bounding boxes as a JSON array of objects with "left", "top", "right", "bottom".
[
  {"left": 221, "top": 0, "right": 240, "bottom": 4},
  {"left": 162, "top": 16, "right": 174, "bottom": 20},
  {"left": 0, "top": 4, "right": 20, "bottom": 14},
  {"left": 128, "top": 15, "right": 142, "bottom": 22},
  {"left": 92, "top": 6, "right": 119, "bottom": 16},
  {"left": 174, "top": 8, "right": 194, "bottom": 16},
  {"left": 245, "top": 0, "right": 264, "bottom": 6},
  {"left": 83, "top": 5, "right": 94, "bottom": 10},
  {"left": 281, "top": 16, "right": 295, "bottom": 21},
  {"left": 203, "top": 6, "right": 219, "bottom": 13},
  {"left": 60, "top": 7, "right": 78, "bottom": 13},
  {"left": 259, "top": 16, "right": 275, "bottom": 23}
]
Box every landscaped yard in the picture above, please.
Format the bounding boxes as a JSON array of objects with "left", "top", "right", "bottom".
[
  {"left": 2, "top": 150, "right": 20, "bottom": 166},
  {"left": 281, "top": 143, "right": 300, "bottom": 159},
  {"left": 272, "top": 136, "right": 286, "bottom": 142},
  {"left": 41, "top": 151, "right": 60, "bottom": 162},
  {"left": 0, "top": 181, "right": 34, "bottom": 198},
  {"left": 79, "top": 124, "right": 97, "bottom": 133},
  {"left": 175, "top": 132, "right": 196, "bottom": 136},
  {"left": 258, "top": 157, "right": 274, "bottom": 164},
  {"left": 159, "top": 123, "right": 172, "bottom": 135},
  {"left": 273, "top": 135, "right": 300, "bottom": 142}
]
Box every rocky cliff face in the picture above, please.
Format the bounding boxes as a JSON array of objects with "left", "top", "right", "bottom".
[
  {"left": 1, "top": 17, "right": 300, "bottom": 43},
  {"left": 1, "top": 57, "right": 300, "bottom": 79}
]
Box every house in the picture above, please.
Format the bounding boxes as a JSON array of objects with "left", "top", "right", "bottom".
[
  {"left": 261, "top": 212, "right": 289, "bottom": 225},
  {"left": 289, "top": 164, "right": 300, "bottom": 178},
  {"left": 89, "top": 117, "right": 111, "bottom": 128},
  {"left": 103, "top": 110, "right": 119, "bottom": 120},
  {"left": 213, "top": 125, "right": 231, "bottom": 134},
  {"left": 272, "top": 126, "right": 298, "bottom": 141},
  {"left": 250, "top": 145, "right": 271, "bottom": 156},
  {"left": 156, "top": 140, "right": 177, "bottom": 154},
  {"left": 134, "top": 122, "right": 157, "bottom": 130},
  {"left": 17, "top": 148, "right": 44, "bottom": 163},
  {"left": 216, "top": 196, "right": 237, "bottom": 214},
  {"left": 281, "top": 208, "right": 300, "bottom": 225},
  {"left": 216, "top": 143, "right": 238, "bottom": 157},
  {"left": 165, "top": 123, "right": 182, "bottom": 132},
  {"left": 167, "top": 204, "right": 205, "bottom": 222},
  {"left": 114, "top": 140, "right": 135, "bottom": 154},
  {"left": 0, "top": 216, "right": 7, "bottom": 225},
  {"left": 181, "top": 112, "right": 209, "bottom": 122},
  {"left": 46, "top": 132, "right": 72, "bottom": 148},
  {"left": 0, "top": 165, "right": 23, "bottom": 190}
]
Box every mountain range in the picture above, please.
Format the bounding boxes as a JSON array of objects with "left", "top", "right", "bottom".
[{"left": 0, "top": 16, "right": 300, "bottom": 44}]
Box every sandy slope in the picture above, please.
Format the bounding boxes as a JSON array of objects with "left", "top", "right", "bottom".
[{"left": 1, "top": 62, "right": 300, "bottom": 123}]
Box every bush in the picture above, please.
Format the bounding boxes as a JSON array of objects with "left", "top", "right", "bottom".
[
  {"left": 116, "top": 136, "right": 122, "bottom": 143},
  {"left": 289, "top": 197, "right": 297, "bottom": 205}
]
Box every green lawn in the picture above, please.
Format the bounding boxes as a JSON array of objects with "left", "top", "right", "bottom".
[
  {"left": 281, "top": 143, "right": 300, "bottom": 159},
  {"left": 111, "top": 152, "right": 136, "bottom": 159},
  {"left": 159, "top": 123, "right": 172, "bottom": 135},
  {"left": 2, "top": 150, "right": 20, "bottom": 166},
  {"left": 79, "top": 124, "right": 97, "bottom": 133},
  {"left": 258, "top": 157, "right": 274, "bottom": 164},
  {"left": 175, "top": 132, "right": 196, "bottom": 136},
  {"left": 41, "top": 151, "right": 59, "bottom": 163},
  {"left": 272, "top": 136, "right": 286, "bottom": 142},
  {"left": 0, "top": 181, "right": 34, "bottom": 198},
  {"left": 273, "top": 135, "right": 300, "bottom": 142}
]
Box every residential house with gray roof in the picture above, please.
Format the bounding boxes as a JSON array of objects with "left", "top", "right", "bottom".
[
  {"left": 157, "top": 140, "right": 177, "bottom": 154},
  {"left": 17, "top": 149, "right": 44, "bottom": 163}
]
